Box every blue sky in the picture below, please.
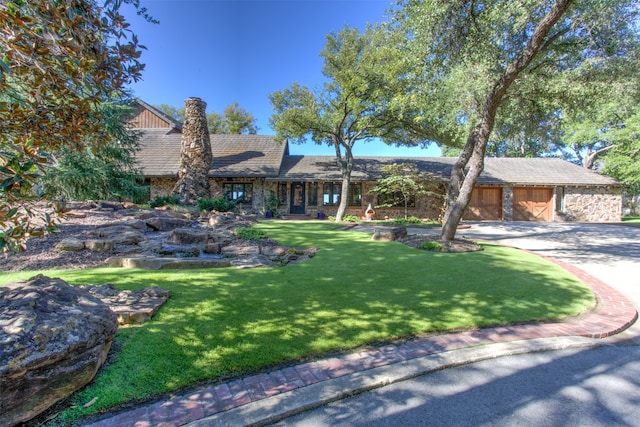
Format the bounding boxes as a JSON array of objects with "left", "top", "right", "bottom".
[{"left": 123, "top": 0, "right": 441, "bottom": 157}]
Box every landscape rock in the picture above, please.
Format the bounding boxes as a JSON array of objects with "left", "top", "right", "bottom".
[
  {"left": 230, "top": 254, "right": 277, "bottom": 269},
  {"left": 54, "top": 237, "right": 85, "bottom": 252},
  {"left": 84, "top": 239, "right": 114, "bottom": 253},
  {"left": 146, "top": 216, "right": 193, "bottom": 231},
  {"left": 371, "top": 226, "right": 408, "bottom": 241},
  {"left": 167, "top": 228, "right": 212, "bottom": 246},
  {"left": 79, "top": 284, "right": 171, "bottom": 325},
  {"left": 0, "top": 275, "right": 117, "bottom": 427}
]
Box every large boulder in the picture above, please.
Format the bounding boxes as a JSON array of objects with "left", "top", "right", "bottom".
[
  {"left": 0, "top": 275, "right": 118, "bottom": 427},
  {"left": 371, "top": 226, "right": 408, "bottom": 241},
  {"left": 79, "top": 284, "right": 171, "bottom": 325}
]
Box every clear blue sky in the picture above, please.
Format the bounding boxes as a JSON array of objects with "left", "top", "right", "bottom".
[{"left": 123, "top": 0, "right": 441, "bottom": 157}]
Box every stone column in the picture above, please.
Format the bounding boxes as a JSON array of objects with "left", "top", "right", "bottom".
[{"left": 172, "top": 97, "right": 212, "bottom": 205}]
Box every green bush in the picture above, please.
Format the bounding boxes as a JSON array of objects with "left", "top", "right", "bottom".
[
  {"left": 236, "top": 226, "right": 267, "bottom": 240},
  {"left": 419, "top": 240, "right": 444, "bottom": 252},
  {"left": 342, "top": 214, "right": 360, "bottom": 222},
  {"left": 197, "top": 197, "right": 236, "bottom": 212},
  {"left": 149, "top": 195, "right": 180, "bottom": 208},
  {"left": 392, "top": 216, "right": 424, "bottom": 225}
]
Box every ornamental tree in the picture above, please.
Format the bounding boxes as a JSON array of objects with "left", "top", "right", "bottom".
[
  {"left": 270, "top": 25, "right": 427, "bottom": 221},
  {"left": 0, "top": 0, "right": 152, "bottom": 252}
]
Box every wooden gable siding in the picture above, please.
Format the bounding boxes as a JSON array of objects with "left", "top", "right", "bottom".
[{"left": 130, "top": 104, "right": 172, "bottom": 128}]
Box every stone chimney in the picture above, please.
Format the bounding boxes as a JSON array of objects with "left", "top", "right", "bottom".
[{"left": 172, "top": 97, "right": 213, "bottom": 205}]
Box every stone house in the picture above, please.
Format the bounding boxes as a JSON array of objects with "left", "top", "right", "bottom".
[{"left": 131, "top": 99, "right": 623, "bottom": 222}]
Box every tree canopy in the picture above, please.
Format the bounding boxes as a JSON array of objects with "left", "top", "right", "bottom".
[
  {"left": 390, "top": 0, "right": 639, "bottom": 239},
  {"left": 0, "top": 0, "right": 151, "bottom": 252},
  {"left": 269, "top": 25, "right": 426, "bottom": 221},
  {"left": 155, "top": 102, "right": 258, "bottom": 135}
]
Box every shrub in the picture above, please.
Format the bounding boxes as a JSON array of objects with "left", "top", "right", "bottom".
[
  {"left": 419, "top": 240, "right": 444, "bottom": 252},
  {"left": 236, "top": 226, "right": 267, "bottom": 240},
  {"left": 150, "top": 195, "right": 180, "bottom": 208},
  {"left": 198, "top": 197, "right": 236, "bottom": 212},
  {"left": 392, "top": 216, "right": 424, "bottom": 225},
  {"left": 342, "top": 214, "right": 360, "bottom": 222}
]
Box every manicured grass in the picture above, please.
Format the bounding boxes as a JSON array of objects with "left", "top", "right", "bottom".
[
  {"left": 622, "top": 215, "right": 640, "bottom": 225},
  {"left": 0, "top": 221, "right": 595, "bottom": 424}
]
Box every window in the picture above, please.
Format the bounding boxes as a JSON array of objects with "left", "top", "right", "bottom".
[
  {"left": 277, "top": 183, "right": 287, "bottom": 206},
  {"left": 308, "top": 182, "right": 318, "bottom": 206},
  {"left": 348, "top": 183, "right": 362, "bottom": 206},
  {"left": 556, "top": 186, "right": 565, "bottom": 212},
  {"left": 323, "top": 183, "right": 341, "bottom": 206},
  {"left": 224, "top": 183, "right": 252, "bottom": 203}
]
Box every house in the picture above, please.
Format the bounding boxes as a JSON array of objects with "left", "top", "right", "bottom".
[{"left": 131, "top": 99, "right": 623, "bottom": 222}]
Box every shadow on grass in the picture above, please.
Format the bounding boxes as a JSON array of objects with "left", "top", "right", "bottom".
[{"left": 0, "top": 222, "right": 595, "bottom": 422}]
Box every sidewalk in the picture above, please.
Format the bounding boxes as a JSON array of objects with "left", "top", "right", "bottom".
[{"left": 84, "top": 255, "right": 638, "bottom": 427}]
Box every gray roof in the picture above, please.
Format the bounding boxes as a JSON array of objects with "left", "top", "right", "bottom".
[
  {"left": 136, "top": 128, "right": 619, "bottom": 186},
  {"left": 136, "top": 130, "right": 288, "bottom": 178},
  {"left": 276, "top": 156, "right": 620, "bottom": 186}
]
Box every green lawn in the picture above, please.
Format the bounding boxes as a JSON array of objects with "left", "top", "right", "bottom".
[
  {"left": 0, "top": 221, "right": 595, "bottom": 424},
  {"left": 622, "top": 215, "right": 640, "bottom": 225}
]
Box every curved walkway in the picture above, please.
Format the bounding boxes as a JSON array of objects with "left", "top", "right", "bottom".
[{"left": 85, "top": 229, "right": 638, "bottom": 427}]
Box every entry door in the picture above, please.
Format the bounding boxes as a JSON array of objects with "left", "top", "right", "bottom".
[{"left": 290, "top": 182, "right": 306, "bottom": 214}]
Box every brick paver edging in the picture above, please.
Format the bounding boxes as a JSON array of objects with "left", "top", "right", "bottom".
[{"left": 84, "top": 255, "right": 638, "bottom": 427}]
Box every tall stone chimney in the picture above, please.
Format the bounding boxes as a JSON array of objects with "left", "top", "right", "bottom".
[{"left": 172, "top": 97, "right": 213, "bottom": 205}]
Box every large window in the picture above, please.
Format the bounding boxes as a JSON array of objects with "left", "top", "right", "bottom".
[
  {"left": 277, "top": 183, "right": 287, "bottom": 206},
  {"left": 323, "top": 183, "right": 362, "bottom": 206},
  {"left": 308, "top": 182, "right": 318, "bottom": 206},
  {"left": 224, "top": 183, "right": 252, "bottom": 203},
  {"left": 323, "top": 183, "right": 341, "bottom": 206},
  {"left": 348, "top": 183, "right": 362, "bottom": 206}
]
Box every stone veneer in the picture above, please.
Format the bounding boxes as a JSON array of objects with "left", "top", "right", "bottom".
[
  {"left": 562, "top": 186, "right": 622, "bottom": 222},
  {"left": 172, "top": 97, "right": 213, "bottom": 205}
]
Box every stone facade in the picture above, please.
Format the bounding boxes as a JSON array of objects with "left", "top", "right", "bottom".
[
  {"left": 172, "top": 98, "right": 213, "bottom": 205},
  {"left": 562, "top": 186, "right": 623, "bottom": 222},
  {"left": 502, "top": 186, "right": 514, "bottom": 221}
]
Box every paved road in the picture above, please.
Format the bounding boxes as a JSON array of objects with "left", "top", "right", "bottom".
[{"left": 270, "top": 222, "right": 640, "bottom": 426}]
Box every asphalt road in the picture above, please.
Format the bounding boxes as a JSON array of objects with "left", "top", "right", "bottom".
[{"left": 270, "top": 222, "right": 640, "bottom": 426}]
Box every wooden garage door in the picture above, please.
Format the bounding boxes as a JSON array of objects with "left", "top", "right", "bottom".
[
  {"left": 463, "top": 187, "right": 502, "bottom": 220},
  {"left": 513, "top": 187, "right": 553, "bottom": 221}
]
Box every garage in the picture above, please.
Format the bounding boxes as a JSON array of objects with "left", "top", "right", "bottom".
[
  {"left": 513, "top": 187, "right": 553, "bottom": 221},
  {"left": 463, "top": 187, "right": 502, "bottom": 220}
]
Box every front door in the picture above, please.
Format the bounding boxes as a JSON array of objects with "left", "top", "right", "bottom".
[{"left": 290, "top": 182, "right": 305, "bottom": 214}]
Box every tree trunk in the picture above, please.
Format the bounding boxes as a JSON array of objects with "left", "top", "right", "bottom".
[
  {"left": 440, "top": 0, "right": 574, "bottom": 241},
  {"left": 334, "top": 139, "right": 354, "bottom": 222}
]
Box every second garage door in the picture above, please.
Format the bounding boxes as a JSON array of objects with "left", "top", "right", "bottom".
[
  {"left": 513, "top": 187, "right": 553, "bottom": 221},
  {"left": 463, "top": 187, "right": 502, "bottom": 220}
]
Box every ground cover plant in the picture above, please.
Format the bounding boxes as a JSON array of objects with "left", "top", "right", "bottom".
[{"left": 0, "top": 222, "right": 595, "bottom": 425}]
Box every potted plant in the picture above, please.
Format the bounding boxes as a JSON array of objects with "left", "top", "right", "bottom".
[{"left": 264, "top": 191, "right": 280, "bottom": 218}]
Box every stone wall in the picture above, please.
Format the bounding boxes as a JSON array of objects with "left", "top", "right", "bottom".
[
  {"left": 562, "top": 186, "right": 622, "bottom": 222},
  {"left": 502, "top": 186, "right": 513, "bottom": 221},
  {"left": 150, "top": 177, "right": 177, "bottom": 199}
]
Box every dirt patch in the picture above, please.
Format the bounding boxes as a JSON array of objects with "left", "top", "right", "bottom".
[{"left": 399, "top": 234, "right": 483, "bottom": 253}]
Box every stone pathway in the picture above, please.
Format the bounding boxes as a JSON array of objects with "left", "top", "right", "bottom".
[{"left": 83, "top": 253, "right": 637, "bottom": 427}]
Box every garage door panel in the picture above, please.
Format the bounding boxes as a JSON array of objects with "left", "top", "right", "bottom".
[
  {"left": 463, "top": 187, "right": 502, "bottom": 220},
  {"left": 513, "top": 188, "right": 552, "bottom": 221}
]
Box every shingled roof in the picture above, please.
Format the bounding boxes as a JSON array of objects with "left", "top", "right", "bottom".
[
  {"left": 275, "top": 156, "right": 619, "bottom": 186},
  {"left": 136, "top": 128, "right": 618, "bottom": 187},
  {"left": 136, "top": 130, "right": 288, "bottom": 178}
]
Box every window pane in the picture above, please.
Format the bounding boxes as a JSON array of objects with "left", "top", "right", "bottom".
[
  {"left": 308, "top": 182, "right": 318, "bottom": 205},
  {"left": 348, "top": 183, "right": 361, "bottom": 206}
]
